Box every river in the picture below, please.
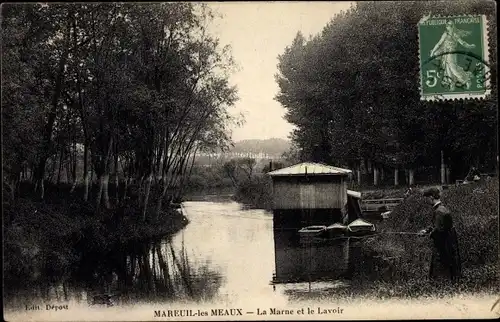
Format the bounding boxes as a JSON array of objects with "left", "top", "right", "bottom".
[{"left": 4, "top": 200, "right": 499, "bottom": 320}]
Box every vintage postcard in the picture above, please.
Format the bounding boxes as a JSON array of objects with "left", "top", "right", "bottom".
[{"left": 2, "top": 1, "right": 498, "bottom": 321}]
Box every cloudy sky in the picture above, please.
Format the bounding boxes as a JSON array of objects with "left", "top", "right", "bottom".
[{"left": 207, "top": 1, "right": 354, "bottom": 142}]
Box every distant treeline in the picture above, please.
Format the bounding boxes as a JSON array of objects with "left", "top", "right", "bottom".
[
  {"left": 229, "top": 138, "right": 291, "bottom": 155},
  {"left": 276, "top": 0, "right": 497, "bottom": 181}
]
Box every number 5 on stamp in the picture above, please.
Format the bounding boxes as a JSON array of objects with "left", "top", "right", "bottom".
[{"left": 418, "top": 15, "right": 491, "bottom": 101}]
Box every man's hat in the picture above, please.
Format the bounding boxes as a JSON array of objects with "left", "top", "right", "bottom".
[{"left": 423, "top": 187, "right": 441, "bottom": 199}]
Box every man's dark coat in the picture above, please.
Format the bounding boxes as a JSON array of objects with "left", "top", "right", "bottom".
[{"left": 426, "top": 202, "right": 462, "bottom": 282}]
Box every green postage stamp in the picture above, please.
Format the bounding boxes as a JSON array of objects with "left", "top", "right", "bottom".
[{"left": 418, "top": 15, "right": 490, "bottom": 101}]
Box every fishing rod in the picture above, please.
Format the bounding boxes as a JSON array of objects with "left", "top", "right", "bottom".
[
  {"left": 348, "top": 231, "right": 422, "bottom": 238},
  {"left": 380, "top": 231, "right": 421, "bottom": 235},
  {"left": 300, "top": 231, "right": 424, "bottom": 243}
]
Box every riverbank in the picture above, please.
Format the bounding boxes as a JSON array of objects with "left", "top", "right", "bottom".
[
  {"left": 3, "top": 182, "right": 189, "bottom": 288},
  {"left": 350, "top": 177, "right": 499, "bottom": 297},
  {"left": 235, "top": 175, "right": 498, "bottom": 296}
]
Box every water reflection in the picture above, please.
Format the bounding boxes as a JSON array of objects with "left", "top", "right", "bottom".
[
  {"left": 4, "top": 201, "right": 357, "bottom": 311},
  {"left": 4, "top": 237, "right": 223, "bottom": 309},
  {"left": 272, "top": 229, "right": 351, "bottom": 285},
  {"left": 83, "top": 238, "right": 224, "bottom": 305}
]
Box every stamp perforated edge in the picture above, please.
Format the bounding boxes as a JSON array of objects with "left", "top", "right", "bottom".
[{"left": 417, "top": 14, "right": 492, "bottom": 102}]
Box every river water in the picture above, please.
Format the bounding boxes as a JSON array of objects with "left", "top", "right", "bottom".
[{"left": 4, "top": 200, "right": 499, "bottom": 320}]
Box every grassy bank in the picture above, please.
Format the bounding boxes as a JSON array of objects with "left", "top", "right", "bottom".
[
  {"left": 349, "top": 177, "right": 499, "bottom": 297},
  {"left": 3, "top": 182, "right": 189, "bottom": 287},
  {"left": 356, "top": 184, "right": 437, "bottom": 199}
]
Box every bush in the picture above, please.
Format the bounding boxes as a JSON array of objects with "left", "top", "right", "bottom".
[
  {"left": 233, "top": 175, "right": 273, "bottom": 210},
  {"left": 3, "top": 186, "right": 189, "bottom": 289}
]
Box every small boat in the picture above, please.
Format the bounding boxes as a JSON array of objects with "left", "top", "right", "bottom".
[
  {"left": 298, "top": 225, "right": 327, "bottom": 239},
  {"left": 347, "top": 218, "right": 376, "bottom": 236},
  {"left": 325, "top": 223, "right": 347, "bottom": 237},
  {"left": 381, "top": 210, "right": 391, "bottom": 219}
]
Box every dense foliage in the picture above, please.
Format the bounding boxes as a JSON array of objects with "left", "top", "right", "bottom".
[
  {"left": 2, "top": 3, "right": 239, "bottom": 220},
  {"left": 275, "top": 0, "right": 497, "bottom": 181}
]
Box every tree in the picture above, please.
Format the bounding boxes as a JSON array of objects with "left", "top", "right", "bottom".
[
  {"left": 2, "top": 3, "right": 241, "bottom": 220},
  {"left": 275, "top": 0, "right": 497, "bottom": 182},
  {"left": 237, "top": 157, "right": 256, "bottom": 180}
]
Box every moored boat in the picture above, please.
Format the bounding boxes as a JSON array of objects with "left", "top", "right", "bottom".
[
  {"left": 347, "top": 218, "right": 376, "bottom": 236},
  {"left": 298, "top": 225, "right": 327, "bottom": 240},
  {"left": 325, "top": 223, "right": 348, "bottom": 237}
]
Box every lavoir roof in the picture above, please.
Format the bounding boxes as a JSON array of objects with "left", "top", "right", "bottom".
[{"left": 267, "top": 162, "right": 352, "bottom": 177}]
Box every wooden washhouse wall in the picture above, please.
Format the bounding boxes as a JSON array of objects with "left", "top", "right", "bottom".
[{"left": 271, "top": 175, "right": 348, "bottom": 210}]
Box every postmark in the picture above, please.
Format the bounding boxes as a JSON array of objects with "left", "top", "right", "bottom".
[{"left": 418, "top": 14, "right": 491, "bottom": 101}]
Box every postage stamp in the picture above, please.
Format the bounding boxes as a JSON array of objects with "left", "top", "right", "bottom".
[{"left": 418, "top": 15, "right": 491, "bottom": 101}]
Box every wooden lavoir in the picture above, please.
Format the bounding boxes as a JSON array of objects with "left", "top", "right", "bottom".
[{"left": 268, "top": 162, "right": 362, "bottom": 230}]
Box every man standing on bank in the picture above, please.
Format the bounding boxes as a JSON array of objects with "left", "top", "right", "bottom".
[{"left": 418, "top": 187, "right": 462, "bottom": 283}]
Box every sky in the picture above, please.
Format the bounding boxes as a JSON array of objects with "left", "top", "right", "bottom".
[{"left": 206, "top": 2, "right": 354, "bottom": 142}]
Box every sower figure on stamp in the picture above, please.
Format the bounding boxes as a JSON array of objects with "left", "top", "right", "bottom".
[
  {"left": 430, "top": 20, "right": 476, "bottom": 90},
  {"left": 418, "top": 187, "right": 462, "bottom": 283}
]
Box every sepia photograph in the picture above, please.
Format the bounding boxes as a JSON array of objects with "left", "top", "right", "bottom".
[{"left": 2, "top": 1, "right": 498, "bottom": 320}]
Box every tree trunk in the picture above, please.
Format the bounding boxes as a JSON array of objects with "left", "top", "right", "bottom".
[
  {"left": 176, "top": 151, "right": 196, "bottom": 201},
  {"left": 373, "top": 166, "right": 379, "bottom": 186},
  {"left": 96, "top": 174, "right": 104, "bottom": 211},
  {"left": 115, "top": 153, "right": 119, "bottom": 203},
  {"left": 70, "top": 173, "right": 77, "bottom": 192},
  {"left": 83, "top": 144, "right": 90, "bottom": 201},
  {"left": 29, "top": 167, "right": 34, "bottom": 182},
  {"left": 142, "top": 172, "right": 153, "bottom": 222},
  {"left": 409, "top": 169, "right": 415, "bottom": 186},
  {"left": 356, "top": 163, "right": 361, "bottom": 185},
  {"left": 47, "top": 159, "right": 55, "bottom": 183},
  {"left": 57, "top": 151, "right": 64, "bottom": 184},
  {"left": 34, "top": 14, "right": 72, "bottom": 198},
  {"left": 66, "top": 158, "right": 71, "bottom": 184},
  {"left": 102, "top": 137, "right": 114, "bottom": 210},
  {"left": 441, "top": 150, "right": 446, "bottom": 184},
  {"left": 70, "top": 147, "right": 77, "bottom": 193},
  {"left": 102, "top": 173, "right": 111, "bottom": 209},
  {"left": 39, "top": 179, "right": 45, "bottom": 200},
  {"left": 70, "top": 175, "right": 77, "bottom": 192},
  {"left": 95, "top": 136, "right": 113, "bottom": 211},
  {"left": 156, "top": 169, "right": 172, "bottom": 218},
  {"left": 394, "top": 169, "right": 399, "bottom": 186},
  {"left": 137, "top": 174, "right": 145, "bottom": 204},
  {"left": 123, "top": 177, "right": 129, "bottom": 203}
]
